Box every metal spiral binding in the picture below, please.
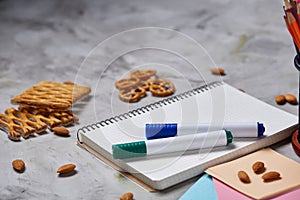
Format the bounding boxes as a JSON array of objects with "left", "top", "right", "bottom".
[{"left": 77, "top": 81, "right": 223, "bottom": 142}]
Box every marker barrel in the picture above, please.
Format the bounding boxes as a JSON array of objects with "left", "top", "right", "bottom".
[
  {"left": 112, "top": 130, "right": 232, "bottom": 159},
  {"left": 146, "top": 122, "right": 265, "bottom": 140}
]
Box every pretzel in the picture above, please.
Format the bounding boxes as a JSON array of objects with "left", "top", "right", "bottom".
[
  {"left": 149, "top": 79, "right": 175, "bottom": 97},
  {"left": 118, "top": 87, "right": 146, "bottom": 103},
  {"left": 115, "top": 70, "right": 176, "bottom": 102},
  {"left": 137, "top": 79, "right": 153, "bottom": 91},
  {"left": 115, "top": 77, "right": 140, "bottom": 90},
  {"left": 11, "top": 81, "right": 91, "bottom": 110},
  {"left": 130, "top": 70, "right": 157, "bottom": 80},
  {"left": 0, "top": 107, "right": 78, "bottom": 141}
]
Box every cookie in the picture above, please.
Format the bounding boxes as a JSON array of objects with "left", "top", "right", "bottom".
[
  {"left": 0, "top": 107, "right": 78, "bottom": 141},
  {"left": 11, "top": 81, "right": 91, "bottom": 110}
]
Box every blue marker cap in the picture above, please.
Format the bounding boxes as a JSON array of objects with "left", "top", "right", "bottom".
[
  {"left": 146, "top": 123, "right": 177, "bottom": 140},
  {"left": 257, "top": 122, "right": 265, "bottom": 137}
]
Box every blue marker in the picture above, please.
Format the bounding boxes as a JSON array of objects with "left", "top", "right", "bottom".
[
  {"left": 112, "top": 130, "right": 233, "bottom": 159},
  {"left": 146, "top": 122, "right": 265, "bottom": 140}
]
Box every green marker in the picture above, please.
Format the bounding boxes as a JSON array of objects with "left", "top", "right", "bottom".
[{"left": 112, "top": 130, "right": 233, "bottom": 159}]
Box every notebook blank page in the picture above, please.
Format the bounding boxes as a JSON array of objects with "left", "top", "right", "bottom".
[{"left": 81, "top": 82, "right": 297, "bottom": 188}]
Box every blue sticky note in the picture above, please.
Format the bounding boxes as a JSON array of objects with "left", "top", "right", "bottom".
[{"left": 179, "top": 173, "right": 218, "bottom": 200}]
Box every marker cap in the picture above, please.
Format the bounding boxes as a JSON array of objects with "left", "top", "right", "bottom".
[
  {"left": 146, "top": 123, "right": 177, "bottom": 140},
  {"left": 257, "top": 122, "right": 265, "bottom": 137},
  {"left": 112, "top": 141, "right": 147, "bottom": 159},
  {"left": 225, "top": 130, "right": 233, "bottom": 145}
]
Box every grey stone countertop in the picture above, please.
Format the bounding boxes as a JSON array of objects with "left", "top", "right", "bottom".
[{"left": 1, "top": 0, "right": 300, "bottom": 199}]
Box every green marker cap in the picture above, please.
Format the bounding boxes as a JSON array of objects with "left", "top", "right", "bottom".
[
  {"left": 225, "top": 130, "right": 233, "bottom": 145},
  {"left": 112, "top": 141, "right": 147, "bottom": 159}
]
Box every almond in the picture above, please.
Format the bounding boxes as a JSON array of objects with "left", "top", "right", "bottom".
[
  {"left": 238, "top": 170, "right": 251, "bottom": 183},
  {"left": 52, "top": 126, "right": 69, "bottom": 136},
  {"left": 262, "top": 171, "right": 281, "bottom": 182},
  {"left": 210, "top": 67, "right": 225, "bottom": 75},
  {"left": 285, "top": 94, "right": 298, "bottom": 105},
  {"left": 63, "top": 81, "right": 75, "bottom": 85},
  {"left": 12, "top": 159, "right": 25, "bottom": 172},
  {"left": 238, "top": 88, "right": 246, "bottom": 93},
  {"left": 252, "top": 161, "right": 265, "bottom": 174},
  {"left": 120, "top": 192, "right": 134, "bottom": 200},
  {"left": 57, "top": 164, "right": 76, "bottom": 174},
  {"left": 275, "top": 95, "right": 286, "bottom": 105}
]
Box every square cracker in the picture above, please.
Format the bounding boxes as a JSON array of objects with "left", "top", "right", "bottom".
[{"left": 11, "top": 81, "right": 91, "bottom": 110}]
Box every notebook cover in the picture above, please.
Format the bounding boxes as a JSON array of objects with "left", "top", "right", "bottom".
[{"left": 77, "top": 141, "right": 156, "bottom": 192}]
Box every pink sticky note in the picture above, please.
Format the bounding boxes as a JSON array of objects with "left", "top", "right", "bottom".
[
  {"left": 213, "top": 177, "right": 251, "bottom": 200},
  {"left": 213, "top": 178, "right": 300, "bottom": 200}
]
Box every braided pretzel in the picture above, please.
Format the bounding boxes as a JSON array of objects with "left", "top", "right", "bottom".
[
  {"left": 118, "top": 87, "right": 146, "bottom": 103},
  {"left": 130, "top": 70, "right": 157, "bottom": 80},
  {"left": 115, "top": 77, "right": 140, "bottom": 90},
  {"left": 149, "top": 79, "right": 175, "bottom": 97},
  {"left": 137, "top": 79, "right": 153, "bottom": 91}
]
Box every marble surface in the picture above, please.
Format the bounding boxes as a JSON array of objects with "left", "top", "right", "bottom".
[{"left": 1, "top": 0, "right": 300, "bottom": 199}]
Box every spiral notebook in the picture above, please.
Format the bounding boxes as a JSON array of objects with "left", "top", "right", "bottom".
[{"left": 77, "top": 81, "right": 297, "bottom": 191}]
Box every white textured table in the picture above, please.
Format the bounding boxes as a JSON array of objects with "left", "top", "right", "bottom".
[{"left": 1, "top": 0, "right": 300, "bottom": 199}]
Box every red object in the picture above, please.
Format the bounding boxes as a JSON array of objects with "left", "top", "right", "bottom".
[{"left": 292, "top": 130, "right": 300, "bottom": 156}]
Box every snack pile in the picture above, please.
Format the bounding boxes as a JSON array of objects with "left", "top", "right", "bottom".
[
  {"left": 115, "top": 70, "right": 175, "bottom": 102},
  {"left": 0, "top": 81, "right": 91, "bottom": 141}
]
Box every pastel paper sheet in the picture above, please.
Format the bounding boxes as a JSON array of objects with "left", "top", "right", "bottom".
[
  {"left": 179, "top": 173, "right": 218, "bottom": 200},
  {"left": 206, "top": 148, "right": 300, "bottom": 199},
  {"left": 213, "top": 177, "right": 300, "bottom": 200}
]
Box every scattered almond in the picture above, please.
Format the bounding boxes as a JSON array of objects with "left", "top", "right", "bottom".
[
  {"left": 275, "top": 95, "right": 286, "bottom": 105},
  {"left": 252, "top": 161, "right": 265, "bottom": 174},
  {"left": 238, "top": 88, "right": 246, "bottom": 93},
  {"left": 238, "top": 170, "right": 251, "bottom": 183},
  {"left": 285, "top": 94, "right": 298, "bottom": 105},
  {"left": 210, "top": 67, "right": 225, "bottom": 75},
  {"left": 12, "top": 159, "right": 25, "bottom": 172},
  {"left": 120, "top": 192, "right": 134, "bottom": 200},
  {"left": 52, "top": 126, "right": 69, "bottom": 136},
  {"left": 262, "top": 171, "right": 281, "bottom": 182},
  {"left": 63, "top": 81, "right": 75, "bottom": 85},
  {"left": 57, "top": 164, "right": 76, "bottom": 174}
]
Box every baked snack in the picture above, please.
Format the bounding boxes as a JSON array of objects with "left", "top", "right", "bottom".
[
  {"left": 130, "top": 69, "right": 157, "bottom": 80},
  {"left": 118, "top": 87, "right": 147, "bottom": 103},
  {"left": 19, "top": 106, "right": 78, "bottom": 126},
  {"left": 0, "top": 107, "right": 78, "bottom": 141},
  {"left": 115, "top": 70, "right": 175, "bottom": 102},
  {"left": 149, "top": 79, "right": 175, "bottom": 97},
  {"left": 115, "top": 77, "right": 140, "bottom": 90},
  {"left": 11, "top": 81, "right": 91, "bottom": 110}
]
